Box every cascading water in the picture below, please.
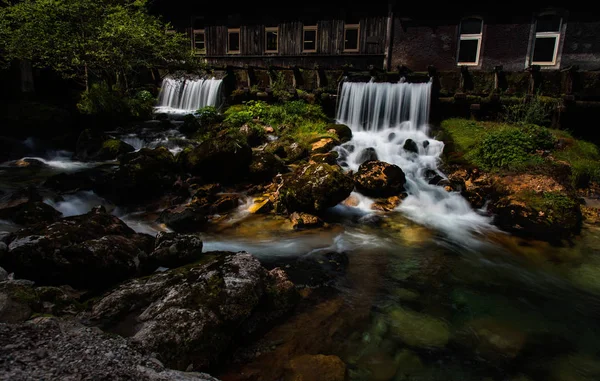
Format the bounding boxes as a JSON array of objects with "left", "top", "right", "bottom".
[
  {"left": 155, "top": 77, "right": 223, "bottom": 114},
  {"left": 335, "top": 80, "right": 494, "bottom": 242}
]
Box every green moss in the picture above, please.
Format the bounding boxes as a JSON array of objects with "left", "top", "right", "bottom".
[
  {"left": 552, "top": 130, "right": 600, "bottom": 187},
  {"left": 515, "top": 191, "right": 580, "bottom": 226},
  {"left": 12, "top": 286, "right": 39, "bottom": 305},
  {"left": 102, "top": 139, "right": 122, "bottom": 152}
]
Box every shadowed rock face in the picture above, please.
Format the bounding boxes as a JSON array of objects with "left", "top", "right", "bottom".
[
  {"left": 0, "top": 317, "right": 219, "bottom": 381},
  {"left": 354, "top": 160, "right": 406, "bottom": 198},
  {"left": 86, "top": 252, "right": 298, "bottom": 372}
]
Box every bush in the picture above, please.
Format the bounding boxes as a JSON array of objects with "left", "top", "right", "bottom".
[
  {"left": 195, "top": 106, "right": 221, "bottom": 126},
  {"left": 474, "top": 128, "right": 539, "bottom": 170},
  {"left": 503, "top": 95, "right": 557, "bottom": 126},
  {"left": 522, "top": 124, "right": 556, "bottom": 150},
  {"left": 77, "top": 83, "right": 155, "bottom": 122}
]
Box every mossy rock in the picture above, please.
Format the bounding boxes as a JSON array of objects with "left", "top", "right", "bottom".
[
  {"left": 249, "top": 151, "right": 288, "bottom": 183},
  {"left": 265, "top": 138, "right": 310, "bottom": 165},
  {"left": 326, "top": 123, "right": 353, "bottom": 143},
  {"left": 0, "top": 281, "right": 39, "bottom": 323},
  {"left": 387, "top": 306, "right": 450, "bottom": 349},
  {"left": 354, "top": 161, "right": 406, "bottom": 198},
  {"left": 97, "top": 139, "right": 135, "bottom": 160}
]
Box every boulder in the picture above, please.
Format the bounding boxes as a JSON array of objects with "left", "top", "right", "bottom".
[
  {"left": 356, "top": 147, "right": 378, "bottom": 165},
  {"left": 263, "top": 251, "right": 348, "bottom": 288},
  {"left": 0, "top": 318, "right": 219, "bottom": 381},
  {"left": 311, "top": 138, "right": 338, "bottom": 154},
  {"left": 310, "top": 151, "right": 339, "bottom": 165},
  {"left": 158, "top": 204, "right": 208, "bottom": 233},
  {"left": 0, "top": 189, "right": 62, "bottom": 226},
  {"left": 87, "top": 252, "right": 298, "bottom": 371},
  {"left": 371, "top": 195, "right": 403, "bottom": 212},
  {"left": 0, "top": 280, "right": 39, "bottom": 323},
  {"left": 12, "top": 158, "right": 47, "bottom": 168},
  {"left": 403, "top": 139, "right": 419, "bottom": 154},
  {"left": 279, "top": 163, "right": 354, "bottom": 214},
  {"left": 96, "top": 139, "right": 135, "bottom": 161},
  {"left": 75, "top": 129, "right": 107, "bottom": 161},
  {"left": 290, "top": 212, "right": 324, "bottom": 230},
  {"left": 179, "top": 133, "right": 252, "bottom": 183},
  {"left": 354, "top": 161, "right": 406, "bottom": 198},
  {"left": 43, "top": 164, "right": 116, "bottom": 193},
  {"left": 265, "top": 139, "right": 309, "bottom": 165},
  {"left": 144, "top": 232, "right": 203, "bottom": 272},
  {"left": 239, "top": 124, "right": 267, "bottom": 147},
  {"left": 326, "top": 123, "right": 353, "bottom": 143},
  {"left": 249, "top": 151, "right": 287, "bottom": 183},
  {"left": 0, "top": 206, "right": 154, "bottom": 289},
  {"left": 249, "top": 197, "right": 273, "bottom": 214},
  {"left": 0, "top": 267, "right": 7, "bottom": 281},
  {"left": 286, "top": 354, "right": 346, "bottom": 381},
  {"left": 387, "top": 306, "right": 449, "bottom": 349}
]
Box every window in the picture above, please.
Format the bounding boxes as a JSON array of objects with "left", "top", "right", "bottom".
[
  {"left": 265, "top": 27, "right": 278, "bottom": 53},
  {"left": 193, "top": 29, "right": 205, "bottom": 54},
  {"left": 457, "top": 18, "right": 483, "bottom": 65},
  {"left": 344, "top": 24, "right": 360, "bottom": 52},
  {"left": 303, "top": 25, "right": 317, "bottom": 53},
  {"left": 532, "top": 14, "right": 562, "bottom": 65},
  {"left": 228, "top": 28, "right": 240, "bottom": 54}
]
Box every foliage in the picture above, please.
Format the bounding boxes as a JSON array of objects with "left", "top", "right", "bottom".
[
  {"left": 517, "top": 190, "right": 580, "bottom": 225},
  {"left": 270, "top": 71, "right": 294, "bottom": 102},
  {"left": 77, "top": 82, "right": 154, "bottom": 121},
  {"left": 475, "top": 128, "right": 542, "bottom": 170},
  {"left": 195, "top": 106, "right": 221, "bottom": 126},
  {"left": 503, "top": 95, "right": 557, "bottom": 127},
  {"left": 552, "top": 130, "right": 600, "bottom": 187},
  {"left": 0, "top": 5, "right": 10, "bottom": 69},
  {"left": 3, "top": 0, "right": 192, "bottom": 89}
]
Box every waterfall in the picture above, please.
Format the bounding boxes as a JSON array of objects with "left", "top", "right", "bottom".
[
  {"left": 155, "top": 77, "right": 223, "bottom": 114},
  {"left": 335, "top": 80, "right": 493, "bottom": 242}
]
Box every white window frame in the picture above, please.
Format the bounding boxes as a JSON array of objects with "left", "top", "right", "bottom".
[
  {"left": 343, "top": 24, "right": 360, "bottom": 52},
  {"left": 227, "top": 28, "right": 241, "bottom": 54},
  {"left": 531, "top": 18, "right": 562, "bottom": 66},
  {"left": 457, "top": 19, "right": 483, "bottom": 66},
  {"left": 303, "top": 25, "right": 318, "bottom": 53},
  {"left": 265, "top": 26, "right": 279, "bottom": 53},
  {"left": 192, "top": 29, "right": 205, "bottom": 55}
]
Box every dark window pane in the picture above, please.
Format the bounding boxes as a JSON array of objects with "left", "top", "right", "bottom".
[
  {"left": 460, "top": 18, "right": 482, "bottom": 35},
  {"left": 194, "top": 33, "right": 205, "bottom": 50},
  {"left": 458, "top": 39, "right": 479, "bottom": 63},
  {"left": 304, "top": 30, "right": 316, "bottom": 51},
  {"left": 536, "top": 15, "right": 561, "bottom": 33},
  {"left": 533, "top": 37, "right": 557, "bottom": 62},
  {"left": 228, "top": 32, "right": 240, "bottom": 52},
  {"left": 345, "top": 28, "right": 359, "bottom": 50},
  {"left": 266, "top": 31, "right": 278, "bottom": 51}
]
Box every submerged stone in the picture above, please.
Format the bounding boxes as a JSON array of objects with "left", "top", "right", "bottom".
[
  {"left": 387, "top": 306, "right": 450, "bottom": 349},
  {"left": 286, "top": 354, "right": 346, "bottom": 381}
]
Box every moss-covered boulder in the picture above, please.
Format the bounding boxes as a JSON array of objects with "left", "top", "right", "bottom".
[
  {"left": 249, "top": 151, "right": 288, "bottom": 183},
  {"left": 96, "top": 139, "right": 135, "bottom": 160},
  {"left": 387, "top": 306, "right": 450, "bottom": 349},
  {"left": 0, "top": 280, "right": 39, "bottom": 323},
  {"left": 265, "top": 138, "right": 309, "bottom": 165},
  {"left": 158, "top": 204, "right": 208, "bottom": 233},
  {"left": 143, "top": 232, "right": 203, "bottom": 272},
  {"left": 311, "top": 137, "right": 338, "bottom": 154},
  {"left": 326, "top": 123, "right": 353, "bottom": 143},
  {"left": 86, "top": 252, "right": 298, "bottom": 371},
  {"left": 290, "top": 212, "right": 324, "bottom": 230},
  {"left": 354, "top": 161, "right": 406, "bottom": 198},
  {"left": 490, "top": 191, "right": 582, "bottom": 242},
  {"left": 310, "top": 151, "right": 339, "bottom": 165},
  {"left": 179, "top": 132, "right": 252, "bottom": 184},
  {"left": 279, "top": 163, "right": 354, "bottom": 214}
]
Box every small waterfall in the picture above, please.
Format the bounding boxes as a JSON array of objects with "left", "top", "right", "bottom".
[
  {"left": 155, "top": 77, "right": 223, "bottom": 114},
  {"left": 335, "top": 80, "right": 493, "bottom": 242}
]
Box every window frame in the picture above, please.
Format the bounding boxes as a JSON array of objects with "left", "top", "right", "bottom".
[
  {"left": 303, "top": 25, "right": 318, "bottom": 53},
  {"left": 343, "top": 23, "right": 360, "bottom": 53},
  {"left": 457, "top": 18, "right": 483, "bottom": 66},
  {"left": 192, "top": 29, "right": 206, "bottom": 55},
  {"left": 531, "top": 16, "right": 562, "bottom": 66},
  {"left": 265, "top": 26, "right": 279, "bottom": 53},
  {"left": 227, "top": 28, "right": 241, "bottom": 54}
]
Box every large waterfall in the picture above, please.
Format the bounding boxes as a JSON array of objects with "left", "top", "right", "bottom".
[
  {"left": 335, "top": 80, "right": 493, "bottom": 242},
  {"left": 155, "top": 77, "right": 223, "bottom": 114}
]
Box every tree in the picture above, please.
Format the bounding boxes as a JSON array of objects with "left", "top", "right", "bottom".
[{"left": 3, "top": 0, "right": 194, "bottom": 90}]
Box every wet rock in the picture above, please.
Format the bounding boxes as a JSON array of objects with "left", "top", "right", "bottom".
[
  {"left": 403, "top": 139, "right": 419, "bottom": 154},
  {"left": 96, "top": 139, "right": 135, "bottom": 160},
  {"left": 0, "top": 280, "right": 39, "bottom": 323},
  {"left": 290, "top": 212, "right": 324, "bottom": 230},
  {"left": 36, "top": 285, "right": 83, "bottom": 316},
  {"left": 371, "top": 195, "right": 403, "bottom": 212},
  {"left": 388, "top": 132, "right": 396, "bottom": 142},
  {"left": 240, "top": 124, "right": 267, "bottom": 147},
  {"left": 455, "top": 318, "right": 526, "bottom": 362},
  {"left": 354, "top": 161, "right": 406, "bottom": 198},
  {"left": 0, "top": 206, "right": 154, "bottom": 289},
  {"left": 249, "top": 151, "right": 287, "bottom": 183},
  {"left": 0, "top": 189, "right": 62, "bottom": 226},
  {"left": 75, "top": 128, "right": 107, "bottom": 161},
  {"left": 87, "top": 252, "right": 297, "bottom": 371},
  {"left": 356, "top": 147, "right": 378, "bottom": 165},
  {"left": 423, "top": 140, "right": 430, "bottom": 149},
  {"left": 158, "top": 204, "right": 208, "bottom": 233},
  {"left": 387, "top": 306, "right": 449, "bottom": 348},
  {"left": 265, "top": 139, "right": 309, "bottom": 165},
  {"left": 13, "top": 158, "right": 47, "bottom": 168},
  {"left": 428, "top": 175, "right": 445, "bottom": 185},
  {"left": 0, "top": 267, "right": 7, "bottom": 281},
  {"left": 212, "top": 195, "right": 240, "bottom": 214},
  {"left": 249, "top": 197, "right": 273, "bottom": 214},
  {"left": 0, "top": 318, "right": 219, "bottom": 381},
  {"left": 286, "top": 354, "right": 346, "bottom": 381},
  {"left": 179, "top": 133, "right": 252, "bottom": 183},
  {"left": 43, "top": 164, "right": 116, "bottom": 193},
  {"left": 264, "top": 251, "right": 348, "bottom": 288},
  {"left": 279, "top": 163, "right": 354, "bottom": 214},
  {"left": 144, "top": 232, "right": 203, "bottom": 272},
  {"left": 326, "top": 123, "right": 353, "bottom": 143},
  {"left": 310, "top": 151, "right": 339, "bottom": 165},
  {"left": 343, "top": 195, "right": 360, "bottom": 207},
  {"left": 311, "top": 137, "right": 338, "bottom": 154}
]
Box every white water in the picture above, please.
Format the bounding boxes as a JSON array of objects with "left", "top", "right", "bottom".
[
  {"left": 335, "top": 80, "right": 493, "bottom": 241},
  {"left": 155, "top": 77, "right": 223, "bottom": 114},
  {"left": 118, "top": 129, "right": 186, "bottom": 155}
]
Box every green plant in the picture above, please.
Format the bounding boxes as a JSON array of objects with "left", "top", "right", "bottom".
[
  {"left": 503, "top": 95, "right": 557, "bottom": 126},
  {"left": 195, "top": 106, "right": 221, "bottom": 126},
  {"left": 270, "top": 71, "right": 293, "bottom": 102}
]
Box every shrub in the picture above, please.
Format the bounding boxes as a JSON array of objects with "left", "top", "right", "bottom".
[
  {"left": 503, "top": 95, "right": 557, "bottom": 126},
  {"left": 522, "top": 124, "right": 556, "bottom": 150},
  {"left": 195, "top": 106, "right": 221, "bottom": 126},
  {"left": 77, "top": 83, "right": 155, "bottom": 121},
  {"left": 473, "top": 128, "right": 540, "bottom": 170}
]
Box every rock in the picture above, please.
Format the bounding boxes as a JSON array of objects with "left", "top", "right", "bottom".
[
  {"left": 0, "top": 318, "right": 219, "bottom": 381},
  {"left": 290, "top": 212, "right": 324, "bottom": 230},
  {"left": 279, "top": 163, "right": 354, "bottom": 214},
  {"left": 0, "top": 280, "right": 39, "bottom": 323},
  {"left": 286, "top": 354, "right": 346, "bottom": 381},
  {"left": 13, "top": 158, "right": 46, "bottom": 168},
  {"left": 371, "top": 195, "right": 403, "bottom": 212},
  {"left": 249, "top": 198, "right": 273, "bottom": 214},
  {"left": 212, "top": 195, "right": 240, "bottom": 214},
  {"left": 356, "top": 147, "right": 378, "bottom": 165},
  {"left": 326, "top": 124, "right": 353, "bottom": 143},
  {"left": 75, "top": 128, "right": 107, "bottom": 161},
  {"left": 179, "top": 133, "right": 252, "bottom": 184},
  {"left": 0, "top": 189, "right": 62, "bottom": 226},
  {"left": 36, "top": 285, "right": 83, "bottom": 316},
  {"left": 388, "top": 132, "right": 396, "bottom": 142},
  {"left": 428, "top": 175, "right": 445, "bottom": 185},
  {"left": 354, "top": 161, "right": 406, "bottom": 198},
  {"left": 249, "top": 151, "right": 287, "bottom": 183},
  {"left": 455, "top": 318, "right": 526, "bottom": 362},
  {"left": 387, "top": 306, "right": 449, "bottom": 348},
  {"left": 310, "top": 151, "right": 339, "bottom": 165},
  {"left": 264, "top": 251, "right": 348, "bottom": 288},
  {"left": 311, "top": 137, "right": 338, "bottom": 154},
  {"left": 87, "top": 253, "right": 297, "bottom": 371},
  {"left": 357, "top": 351, "right": 398, "bottom": 381},
  {"left": 144, "top": 232, "right": 203, "bottom": 272},
  {"left": 423, "top": 140, "right": 430, "bottom": 149},
  {"left": 265, "top": 139, "right": 309, "bottom": 165},
  {"left": 158, "top": 204, "right": 208, "bottom": 233},
  {"left": 403, "top": 139, "right": 419, "bottom": 154},
  {"left": 343, "top": 195, "right": 360, "bottom": 207},
  {"left": 240, "top": 124, "right": 267, "bottom": 147},
  {"left": 0, "top": 206, "right": 154, "bottom": 289},
  {"left": 98, "top": 147, "right": 177, "bottom": 204},
  {"left": 96, "top": 139, "right": 135, "bottom": 160},
  {"left": 43, "top": 164, "right": 116, "bottom": 193},
  {"left": 0, "top": 267, "right": 7, "bottom": 281}
]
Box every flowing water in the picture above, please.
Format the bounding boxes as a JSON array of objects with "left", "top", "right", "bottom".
[
  {"left": 2, "top": 82, "right": 600, "bottom": 381},
  {"left": 154, "top": 77, "right": 223, "bottom": 115}
]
